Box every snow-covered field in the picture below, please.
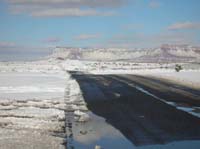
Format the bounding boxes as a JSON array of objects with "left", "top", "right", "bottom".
[
  {"left": 1, "top": 59, "right": 200, "bottom": 102},
  {"left": 0, "top": 60, "right": 89, "bottom": 149},
  {"left": 0, "top": 59, "right": 199, "bottom": 148},
  {"left": 0, "top": 72, "right": 66, "bottom": 100},
  {"left": 146, "top": 71, "right": 200, "bottom": 88}
]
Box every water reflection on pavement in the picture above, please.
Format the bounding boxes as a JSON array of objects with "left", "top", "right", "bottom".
[{"left": 67, "top": 112, "right": 200, "bottom": 149}]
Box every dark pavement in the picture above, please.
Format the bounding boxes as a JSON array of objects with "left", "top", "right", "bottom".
[{"left": 71, "top": 72, "right": 200, "bottom": 146}]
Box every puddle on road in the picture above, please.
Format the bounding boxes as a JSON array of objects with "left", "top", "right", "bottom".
[
  {"left": 66, "top": 112, "right": 134, "bottom": 149},
  {"left": 66, "top": 112, "right": 200, "bottom": 149}
]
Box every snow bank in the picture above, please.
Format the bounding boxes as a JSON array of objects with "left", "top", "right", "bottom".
[
  {"left": 145, "top": 71, "right": 200, "bottom": 89},
  {"left": 65, "top": 73, "right": 89, "bottom": 122}
]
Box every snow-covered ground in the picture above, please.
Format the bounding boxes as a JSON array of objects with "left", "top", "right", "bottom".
[
  {"left": 146, "top": 71, "right": 200, "bottom": 88},
  {"left": 0, "top": 72, "right": 66, "bottom": 100},
  {"left": 0, "top": 62, "right": 66, "bottom": 148},
  {"left": 0, "top": 59, "right": 199, "bottom": 148},
  {"left": 0, "top": 60, "right": 91, "bottom": 149}
]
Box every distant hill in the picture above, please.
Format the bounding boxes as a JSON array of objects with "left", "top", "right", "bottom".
[{"left": 49, "top": 44, "right": 200, "bottom": 63}]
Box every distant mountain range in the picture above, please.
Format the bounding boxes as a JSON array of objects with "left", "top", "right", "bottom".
[{"left": 49, "top": 44, "right": 200, "bottom": 63}]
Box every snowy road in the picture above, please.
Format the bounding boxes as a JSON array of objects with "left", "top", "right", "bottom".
[{"left": 71, "top": 72, "right": 200, "bottom": 147}]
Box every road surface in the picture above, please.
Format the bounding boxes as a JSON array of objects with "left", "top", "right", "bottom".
[{"left": 71, "top": 72, "right": 200, "bottom": 146}]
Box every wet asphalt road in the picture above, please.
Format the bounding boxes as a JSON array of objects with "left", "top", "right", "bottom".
[{"left": 71, "top": 72, "right": 200, "bottom": 146}]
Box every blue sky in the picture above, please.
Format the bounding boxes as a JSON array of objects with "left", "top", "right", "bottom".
[{"left": 0, "top": 0, "right": 200, "bottom": 60}]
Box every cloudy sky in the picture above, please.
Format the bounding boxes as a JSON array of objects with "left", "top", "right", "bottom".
[{"left": 0, "top": 0, "right": 200, "bottom": 60}]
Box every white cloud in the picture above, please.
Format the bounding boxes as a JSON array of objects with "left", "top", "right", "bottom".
[
  {"left": 74, "top": 34, "right": 101, "bottom": 40},
  {"left": 168, "top": 22, "right": 200, "bottom": 30},
  {"left": 6, "top": 0, "right": 126, "bottom": 17}
]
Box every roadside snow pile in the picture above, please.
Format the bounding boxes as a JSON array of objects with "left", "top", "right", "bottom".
[
  {"left": 65, "top": 75, "right": 89, "bottom": 122},
  {"left": 146, "top": 71, "right": 200, "bottom": 88}
]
